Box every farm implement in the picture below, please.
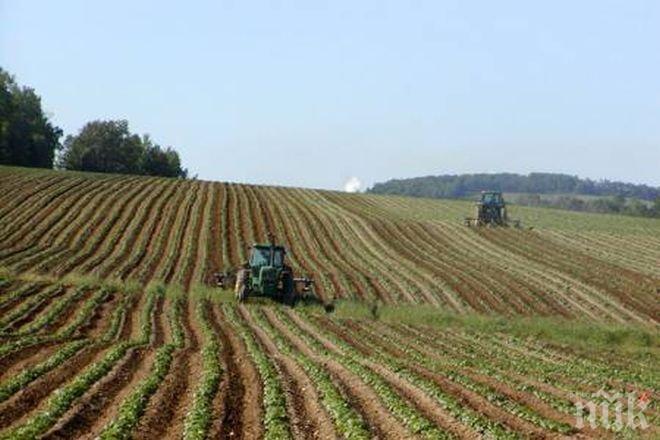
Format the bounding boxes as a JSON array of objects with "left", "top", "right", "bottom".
[
  {"left": 215, "top": 234, "right": 314, "bottom": 306},
  {"left": 464, "top": 191, "right": 522, "bottom": 228}
]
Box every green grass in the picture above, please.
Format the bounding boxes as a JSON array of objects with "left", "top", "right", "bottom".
[
  {"left": 305, "top": 300, "right": 658, "bottom": 354},
  {"left": 0, "top": 266, "right": 13, "bottom": 285},
  {"left": 187, "top": 283, "right": 235, "bottom": 303},
  {"left": 356, "top": 191, "right": 660, "bottom": 234}
]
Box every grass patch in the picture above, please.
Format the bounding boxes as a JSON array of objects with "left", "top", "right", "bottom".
[
  {"left": 189, "top": 283, "right": 235, "bottom": 303},
  {"left": 0, "top": 266, "right": 14, "bottom": 284},
  {"left": 304, "top": 300, "right": 658, "bottom": 354}
]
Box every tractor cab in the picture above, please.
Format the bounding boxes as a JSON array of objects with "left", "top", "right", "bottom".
[
  {"left": 479, "top": 191, "right": 505, "bottom": 207},
  {"left": 249, "top": 244, "right": 286, "bottom": 269},
  {"left": 243, "top": 243, "right": 289, "bottom": 299}
]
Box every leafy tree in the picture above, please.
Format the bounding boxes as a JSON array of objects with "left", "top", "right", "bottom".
[
  {"left": 59, "top": 120, "right": 187, "bottom": 178},
  {"left": 0, "top": 67, "right": 62, "bottom": 168},
  {"left": 141, "top": 135, "right": 188, "bottom": 178},
  {"left": 652, "top": 197, "right": 660, "bottom": 216},
  {"left": 59, "top": 120, "right": 143, "bottom": 174}
]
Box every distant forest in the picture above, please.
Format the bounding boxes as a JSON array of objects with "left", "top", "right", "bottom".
[{"left": 368, "top": 173, "right": 660, "bottom": 218}]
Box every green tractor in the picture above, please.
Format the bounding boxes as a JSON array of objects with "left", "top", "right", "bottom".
[
  {"left": 464, "top": 191, "right": 521, "bottom": 228},
  {"left": 215, "top": 236, "right": 314, "bottom": 305}
]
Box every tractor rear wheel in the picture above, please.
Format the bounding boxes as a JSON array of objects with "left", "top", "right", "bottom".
[{"left": 282, "top": 272, "right": 296, "bottom": 306}]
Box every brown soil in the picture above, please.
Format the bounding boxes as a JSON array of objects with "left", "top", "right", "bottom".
[
  {"left": 209, "top": 305, "right": 264, "bottom": 440},
  {"left": 3, "top": 287, "right": 66, "bottom": 333},
  {"left": 416, "top": 365, "right": 576, "bottom": 439},
  {"left": 42, "top": 347, "right": 150, "bottom": 439},
  {"left": 163, "top": 184, "right": 200, "bottom": 286},
  {"left": 0, "top": 283, "right": 44, "bottom": 315},
  {"left": 77, "top": 291, "right": 119, "bottom": 339},
  {"left": 2, "top": 179, "right": 88, "bottom": 249},
  {"left": 242, "top": 307, "right": 337, "bottom": 440},
  {"left": 5, "top": 178, "right": 115, "bottom": 272},
  {"left": 0, "top": 341, "right": 62, "bottom": 382},
  {"left": 312, "top": 316, "right": 373, "bottom": 356},
  {"left": 0, "top": 339, "right": 61, "bottom": 381},
  {"left": 119, "top": 184, "right": 184, "bottom": 281},
  {"left": 276, "top": 309, "right": 413, "bottom": 439},
  {"left": 110, "top": 293, "right": 137, "bottom": 342},
  {"left": 371, "top": 360, "right": 481, "bottom": 439},
  {"left": 150, "top": 293, "right": 165, "bottom": 346},
  {"left": 315, "top": 317, "right": 479, "bottom": 439},
  {"left": 0, "top": 343, "right": 110, "bottom": 430},
  {"left": 127, "top": 292, "right": 149, "bottom": 342},
  {"left": 225, "top": 184, "right": 240, "bottom": 266},
  {"left": 204, "top": 185, "right": 224, "bottom": 282},
  {"left": 180, "top": 182, "right": 208, "bottom": 290},
  {"left": 465, "top": 370, "right": 605, "bottom": 438},
  {"left": 279, "top": 188, "right": 388, "bottom": 301},
  {"left": 42, "top": 288, "right": 94, "bottom": 334},
  {"left": 56, "top": 180, "right": 155, "bottom": 278},
  {"left": 133, "top": 298, "right": 200, "bottom": 439},
  {"left": 354, "top": 320, "right": 591, "bottom": 438},
  {"left": 94, "top": 182, "right": 174, "bottom": 279},
  {"left": 208, "top": 305, "right": 244, "bottom": 438}
]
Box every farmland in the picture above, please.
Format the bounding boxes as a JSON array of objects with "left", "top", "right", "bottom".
[{"left": 0, "top": 165, "right": 658, "bottom": 439}]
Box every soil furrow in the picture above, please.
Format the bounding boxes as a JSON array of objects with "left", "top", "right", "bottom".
[
  {"left": 275, "top": 309, "right": 413, "bottom": 439},
  {"left": 241, "top": 307, "right": 337, "bottom": 440},
  {"left": 0, "top": 343, "right": 111, "bottom": 430},
  {"left": 134, "top": 298, "right": 200, "bottom": 439},
  {"left": 42, "top": 346, "right": 150, "bottom": 439}
]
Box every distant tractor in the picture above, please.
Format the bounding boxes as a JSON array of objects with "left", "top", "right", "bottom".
[
  {"left": 464, "top": 191, "right": 521, "bottom": 228},
  {"left": 215, "top": 235, "right": 314, "bottom": 305}
]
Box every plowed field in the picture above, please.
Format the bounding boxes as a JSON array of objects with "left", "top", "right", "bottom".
[{"left": 0, "top": 166, "right": 657, "bottom": 439}]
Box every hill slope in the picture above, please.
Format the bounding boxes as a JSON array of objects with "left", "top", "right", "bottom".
[
  {"left": 0, "top": 166, "right": 658, "bottom": 439},
  {"left": 1, "top": 166, "right": 658, "bottom": 324}
]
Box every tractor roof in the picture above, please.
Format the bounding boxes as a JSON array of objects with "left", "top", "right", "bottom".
[{"left": 251, "top": 243, "right": 286, "bottom": 251}]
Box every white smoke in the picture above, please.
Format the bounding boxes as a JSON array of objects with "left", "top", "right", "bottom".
[{"left": 343, "top": 176, "right": 362, "bottom": 193}]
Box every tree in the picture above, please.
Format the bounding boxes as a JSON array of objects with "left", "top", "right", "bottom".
[
  {"left": 141, "top": 135, "right": 188, "bottom": 178},
  {"left": 0, "top": 67, "right": 62, "bottom": 168},
  {"left": 58, "top": 119, "right": 187, "bottom": 178},
  {"left": 59, "top": 120, "right": 143, "bottom": 174}
]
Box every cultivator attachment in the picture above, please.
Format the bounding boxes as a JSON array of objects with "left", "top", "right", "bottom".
[
  {"left": 293, "top": 276, "right": 315, "bottom": 295},
  {"left": 213, "top": 270, "right": 236, "bottom": 290}
]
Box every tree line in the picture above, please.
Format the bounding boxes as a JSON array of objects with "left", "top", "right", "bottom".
[
  {"left": 369, "top": 173, "right": 660, "bottom": 218},
  {"left": 509, "top": 193, "right": 660, "bottom": 218},
  {"left": 0, "top": 67, "right": 186, "bottom": 178}
]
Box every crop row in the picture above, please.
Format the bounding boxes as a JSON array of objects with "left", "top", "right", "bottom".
[
  {"left": 0, "top": 269, "right": 656, "bottom": 438},
  {"left": 0, "top": 166, "right": 657, "bottom": 322}
]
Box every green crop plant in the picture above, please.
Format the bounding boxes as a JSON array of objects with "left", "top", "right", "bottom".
[
  {"left": 251, "top": 308, "right": 370, "bottom": 439},
  {"left": 183, "top": 299, "right": 222, "bottom": 440},
  {"left": 0, "top": 284, "right": 64, "bottom": 331},
  {"left": 223, "top": 305, "right": 292, "bottom": 440},
  {"left": 0, "top": 339, "right": 89, "bottom": 403},
  {"left": 1, "top": 342, "right": 135, "bottom": 440},
  {"left": 15, "top": 286, "right": 88, "bottom": 335},
  {"left": 57, "top": 285, "right": 112, "bottom": 338},
  {"left": 292, "top": 312, "right": 516, "bottom": 439}
]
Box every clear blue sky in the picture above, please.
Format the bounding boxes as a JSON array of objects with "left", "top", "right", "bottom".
[{"left": 2, "top": 1, "right": 659, "bottom": 189}]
